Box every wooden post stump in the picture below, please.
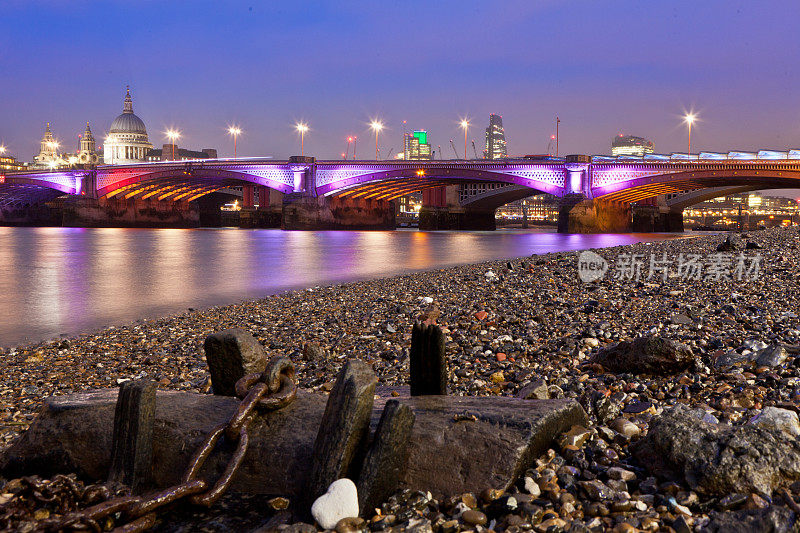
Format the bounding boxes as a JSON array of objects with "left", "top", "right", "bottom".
[
  {"left": 357, "top": 399, "right": 415, "bottom": 516},
  {"left": 204, "top": 329, "right": 268, "bottom": 396},
  {"left": 410, "top": 322, "right": 448, "bottom": 396},
  {"left": 308, "top": 359, "right": 377, "bottom": 503},
  {"left": 108, "top": 380, "right": 156, "bottom": 492}
]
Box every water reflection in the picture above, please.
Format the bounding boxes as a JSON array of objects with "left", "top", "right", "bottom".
[{"left": 0, "top": 227, "right": 685, "bottom": 347}]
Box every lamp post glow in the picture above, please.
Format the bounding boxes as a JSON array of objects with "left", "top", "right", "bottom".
[
  {"left": 460, "top": 119, "right": 469, "bottom": 159},
  {"left": 556, "top": 116, "right": 560, "bottom": 157},
  {"left": 227, "top": 126, "right": 241, "bottom": 159},
  {"left": 295, "top": 123, "right": 309, "bottom": 156},
  {"left": 370, "top": 121, "right": 383, "bottom": 160},
  {"left": 684, "top": 113, "right": 697, "bottom": 154},
  {"left": 165, "top": 130, "right": 180, "bottom": 160},
  {"left": 0, "top": 145, "right": 5, "bottom": 155}
]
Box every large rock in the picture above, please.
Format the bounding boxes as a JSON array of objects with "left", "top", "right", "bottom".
[
  {"left": 701, "top": 506, "right": 797, "bottom": 533},
  {"left": 632, "top": 404, "right": 800, "bottom": 497},
  {"left": 203, "top": 329, "right": 268, "bottom": 396},
  {"left": 715, "top": 344, "right": 789, "bottom": 370},
  {"left": 0, "top": 387, "right": 586, "bottom": 500},
  {"left": 748, "top": 407, "right": 800, "bottom": 438},
  {"left": 755, "top": 345, "right": 790, "bottom": 368},
  {"left": 592, "top": 336, "right": 695, "bottom": 375}
]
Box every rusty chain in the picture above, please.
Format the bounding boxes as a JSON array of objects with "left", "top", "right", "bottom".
[{"left": 46, "top": 356, "right": 297, "bottom": 533}]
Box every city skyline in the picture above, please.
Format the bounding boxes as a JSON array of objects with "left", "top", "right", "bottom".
[{"left": 2, "top": 1, "right": 800, "bottom": 162}]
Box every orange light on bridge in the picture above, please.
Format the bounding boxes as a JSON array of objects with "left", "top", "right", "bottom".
[{"left": 416, "top": 169, "right": 425, "bottom": 176}]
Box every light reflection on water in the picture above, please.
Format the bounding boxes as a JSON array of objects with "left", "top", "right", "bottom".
[{"left": 0, "top": 227, "right": 685, "bottom": 347}]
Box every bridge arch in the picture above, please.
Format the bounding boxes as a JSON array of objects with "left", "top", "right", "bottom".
[
  {"left": 316, "top": 164, "right": 565, "bottom": 201},
  {"left": 458, "top": 184, "right": 556, "bottom": 210},
  {"left": 664, "top": 186, "right": 760, "bottom": 210},
  {"left": 593, "top": 167, "right": 800, "bottom": 204},
  {"left": 95, "top": 166, "right": 294, "bottom": 201},
  {"left": 0, "top": 175, "right": 78, "bottom": 209}
]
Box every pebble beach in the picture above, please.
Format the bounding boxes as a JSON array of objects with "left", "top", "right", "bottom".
[{"left": 4, "top": 227, "right": 800, "bottom": 532}]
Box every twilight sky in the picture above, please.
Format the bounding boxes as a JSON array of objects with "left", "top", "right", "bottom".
[{"left": 2, "top": 0, "right": 799, "bottom": 163}]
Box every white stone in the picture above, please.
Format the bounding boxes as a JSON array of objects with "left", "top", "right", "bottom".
[
  {"left": 454, "top": 502, "right": 471, "bottom": 517},
  {"left": 311, "top": 478, "right": 359, "bottom": 530},
  {"left": 485, "top": 270, "right": 497, "bottom": 281},
  {"left": 748, "top": 406, "right": 800, "bottom": 438},
  {"left": 524, "top": 476, "right": 541, "bottom": 497},
  {"left": 419, "top": 296, "right": 434, "bottom": 305},
  {"left": 632, "top": 500, "right": 649, "bottom": 511}
]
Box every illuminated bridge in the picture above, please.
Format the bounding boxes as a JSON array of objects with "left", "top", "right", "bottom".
[{"left": 2, "top": 152, "right": 800, "bottom": 232}]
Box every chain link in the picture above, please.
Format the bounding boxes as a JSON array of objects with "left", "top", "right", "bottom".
[{"left": 48, "top": 356, "right": 297, "bottom": 532}]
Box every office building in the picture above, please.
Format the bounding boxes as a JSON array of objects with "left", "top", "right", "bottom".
[
  {"left": 483, "top": 114, "right": 507, "bottom": 159},
  {"left": 403, "top": 130, "right": 432, "bottom": 160},
  {"left": 611, "top": 135, "right": 654, "bottom": 156}
]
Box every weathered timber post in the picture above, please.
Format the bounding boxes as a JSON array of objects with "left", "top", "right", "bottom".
[
  {"left": 108, "top": 380, "right": 156, "bottom": 492},
  {"left": 356, "top": 399, "right": 415, "bottom": 516},
  {"left": 204, "top": 329, "right": 268, "bottom": 396},
  {"left": 410, "top": 322, "right": 448, "bottom": 396},
  {"left": 308, "top": 360, "right": 378, "bottom": 503}
]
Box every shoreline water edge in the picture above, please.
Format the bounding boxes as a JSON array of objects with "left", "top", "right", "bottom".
[{"left": 4, "top": 227, "right": 800, "bottom": 531}]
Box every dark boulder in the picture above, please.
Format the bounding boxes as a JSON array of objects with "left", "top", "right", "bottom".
[
  {"left": 592, "top": 336, "right": 695, "bottom": 375},
  {"left": 701, "top": 506, "right": 797, "bottom": 533},
  {"left": 632, "top": 404, "right": 800, "bottom": 497},
  {"left": 717, "top": 234, "right": 738, "bottom": 252}
]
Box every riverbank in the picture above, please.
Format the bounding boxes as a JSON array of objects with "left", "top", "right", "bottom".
[{"left": 3, "top": 227, "right": 800, "bottom": 531}]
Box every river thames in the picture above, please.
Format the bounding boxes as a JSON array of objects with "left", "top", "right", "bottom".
[{"left": 0, "top": 227, "right": 688, "bottom": 346}]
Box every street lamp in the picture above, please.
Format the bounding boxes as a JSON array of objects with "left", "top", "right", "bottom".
[
  {"left": 295, "top": 122, "right": 309, "bottom": 156},
  {"left": 370, "top": 120, "right": 383, "bottom": 160},
  {"left": 460, "top": 119, "right": 469, "bottom": 159},
  {"left": 684, "top": 113, "right": 697, "bottom": 154},
  {"left": 227, "top": 126, "right": 241, "bottom": 159},
  {"left": 0, "top": 145, "right": 5, "bottom": 155},
  {"left": 165, "top": 130, "right": 180, "bottom": 160}
]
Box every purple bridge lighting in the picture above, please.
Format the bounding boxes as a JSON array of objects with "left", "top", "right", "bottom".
[{"left": 2, "top": 153, "right": 800, "bottom": 232}]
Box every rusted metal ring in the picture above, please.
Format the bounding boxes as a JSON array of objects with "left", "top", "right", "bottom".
[{"left": 234, "top": 357, "right": 297, "bottom": 411}]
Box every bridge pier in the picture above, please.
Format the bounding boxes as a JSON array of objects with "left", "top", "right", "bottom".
[
  {"left": 282, "top": 195, "right": 396, "bottom": 230},
  {"left": 418, "top": 185, "right": 496, "bottom": 230},
  {"left": 631, "top": 206, "right": 684, "bottom": 232},
  {"left": 240, "top": 187, "right": 283, "bottom": 228},
  {"left": 558, "top": 199, "right": 685, "bottom": 233},
  {"left": 61, "top": 197, "right": 199, "bottom": 228},
  {"left": 418, "top": 206, "right": 496, "bottom": 230},
  {"left": 558, "top": 196, "right": 633, "bottom": 233}
]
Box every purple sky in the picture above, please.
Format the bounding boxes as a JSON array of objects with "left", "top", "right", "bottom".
[{"left": 2, "top": 0, "right": 799, "bottom": 165}]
